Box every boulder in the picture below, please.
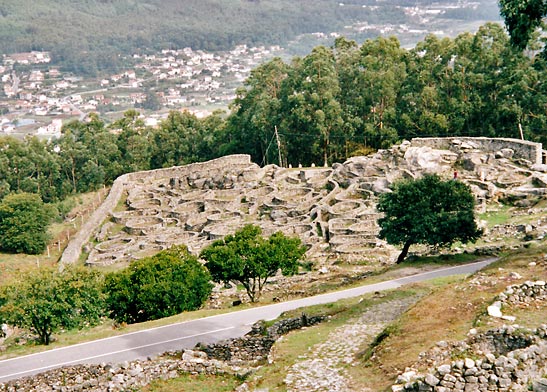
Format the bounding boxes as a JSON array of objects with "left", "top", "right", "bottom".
[{"left": 404, "top": 146, "right": 458, "bottom": 172}]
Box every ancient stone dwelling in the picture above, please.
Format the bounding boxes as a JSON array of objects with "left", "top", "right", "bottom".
[{"left": 61, "top": 137, "right": 547, "bottom": 268}]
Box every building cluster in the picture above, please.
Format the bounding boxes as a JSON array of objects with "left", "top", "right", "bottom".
[{"left": 0, "top": 45, "right": 281, "bottom": 137}]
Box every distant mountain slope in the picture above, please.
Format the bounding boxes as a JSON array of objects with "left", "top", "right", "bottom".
[{"left": 0, "top": 0, "right": 499, "bottom": 75}]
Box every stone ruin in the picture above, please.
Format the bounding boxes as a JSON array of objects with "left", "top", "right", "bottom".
[{"left": 60, "top": 137, "right": 547, "bottom": 268}]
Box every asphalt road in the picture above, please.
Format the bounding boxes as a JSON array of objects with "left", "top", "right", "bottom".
[{"left": 0, "top": 258, "right": 497, "bottom": 382}]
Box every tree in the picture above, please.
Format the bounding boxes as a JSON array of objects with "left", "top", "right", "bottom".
[
  {"left": 499, "top": 0, "right": 547, "bottom": 50},
  {"left": 281, "top": 46, "right": 344, "bottom": 166},
  {"left": 200, "top": 224, "right": 307, "bottom": 302},
  {"left": 377, "top": 174, "right": 482, "bottom": 264},
  {"left": 225, "top": 57, "right": 289, "bottom": 165},
  {"left": 0, "top": 266, "right": 106, "bottom": 345},
  {"left": 150, "top": 111, "right": 207, "bottom": 168},
  {"left": 104, "top": 245, "right": 212, "bottom": 324},
  {"left": 0, "top": 192, "right": 55, "bottom": 254}
]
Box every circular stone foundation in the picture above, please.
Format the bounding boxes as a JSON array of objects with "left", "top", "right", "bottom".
[
  {"left": 125, "top": 216, "right": 164, "bottom": 235},
  {"left": 95, "top": 237, "right": 135, "bottom": 253},
  {"left": 329, "top": 200, "right": 365, "bottom": 217},
  {"left": 328, "top": 218, "right": 359, "bottom": 235}
]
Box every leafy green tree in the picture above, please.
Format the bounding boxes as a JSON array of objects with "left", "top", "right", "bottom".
[
  {"left": 104, "top": 245, "right": 212, "bottom": 324},
  {"left": 225, "top": 57, "right": 289, "bottom": 165},
  {"left": 281, "top": 46, "right": 344, "bottom": 166},
  {"left": 0, "top": 266, "right": 106, "bottom": 345},
  {"left": 499, "top": 0, "right": 547, "bottom": 50},
  {"left": 0, "top": 192, "right": 55, "bottom": 254},
  {"left": 150, "top": 111, "right": 208, "bottom": 168},
  {"left": 113, "top": 110, "right": 153, "bottom": 172},
  {"left": 200, "top": 224, "right": 307, "bottom": 302},
  {"left": 377, "top": 174, "right": 482, "bottom": 264},
  {"left": 353, "top": 37, "right": 406, "bottom": 149}
]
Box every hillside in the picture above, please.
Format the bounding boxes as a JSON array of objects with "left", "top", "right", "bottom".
[
  {"left": 1, "top": 137, "right": 547, "bottom": 390},
  {"left": 0, "top": 0, "right": 500, "bottom": 75}
]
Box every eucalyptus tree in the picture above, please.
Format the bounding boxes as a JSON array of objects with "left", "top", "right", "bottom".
[
  {"left": 395, "top": 34, "right": 454, "bottom": 139},
  {"left": 499, "top": 0, "right": 547, "bottom": 51},
  {"left": 150, "top": 111, "right": 206, "bottom": 168},
  {"left": 355, "top": 36, "right": 406, "bottom": 149},
  {"left": 281, "top": 46, "right": 344, "bottom": 166},
  {"left": 113, "top": 110, "right": 153, "bottom": 173},
  {"left": 225, "top": 57, "right": 289, "bottom": 165}
]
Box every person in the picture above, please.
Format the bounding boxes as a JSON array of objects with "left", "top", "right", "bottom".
[{"left": 453, "top": 171, "right": 458, "bottom": 180}]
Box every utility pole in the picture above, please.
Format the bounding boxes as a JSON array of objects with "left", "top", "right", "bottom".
[
  {"left": 274, "top": 125, "right": 283, "bottom": 167},
  {"left": 518, "top": 123, "right": 524, "bottom": 140}
]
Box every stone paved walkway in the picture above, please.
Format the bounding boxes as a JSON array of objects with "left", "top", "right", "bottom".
[{"left": 283, "top": 296, "right": 420, "bottom": 391}]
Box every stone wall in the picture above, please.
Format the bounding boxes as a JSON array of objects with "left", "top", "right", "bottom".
[
  {"left": 411, "top": 137, "right": 543, "bottom": 165},
  {"left": 392, "top": 325, "right": 547, "bottom": 392},
  {"left": 499, "top": 280, "right": 547, "bottom": 306},
  {"left": 200, "top": 313, "right": 325, "bottom": 364}
]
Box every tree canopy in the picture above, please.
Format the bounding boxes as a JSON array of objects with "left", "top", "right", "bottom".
[
  {"left": 200, "top": 224, "right": 307, "bottom": 302},
  {"left": 0, "top": 192, "right": 55, "bottom": 254},
  {"left": 104, "top": 245, "right": 212, "bottom": 324},
  {"left": 377, "top": 174, "right": 483, "bottom": 263},
  {"left": 0, "top": 266, "right": 106, "bottom": 345},
  {"left": 499, "top": 0, "right": 547, "bottom": 50}
]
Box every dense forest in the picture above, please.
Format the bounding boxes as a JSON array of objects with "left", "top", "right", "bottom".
[
  {"left": 1, "top": 23, "right": 547, "bottom": 215},
  {"left": 0, "top": 0, "right": 500, "bottom": 76}
]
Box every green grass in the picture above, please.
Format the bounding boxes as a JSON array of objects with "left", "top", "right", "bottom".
[
  {"left": 478, "top": 204, "right": 511, "bottom": 226},
  {"left": 143, "top": 373, "right": 241, "bottom": 392}
]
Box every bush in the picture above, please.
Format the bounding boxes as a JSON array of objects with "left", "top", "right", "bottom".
[
  {"left": 200, "top": 225, "right": 307, "bottom": 302},
  {"left": 105, "top": 245, "right": 213, "bottom": 324},
  {"left": 0, "top": 266, "right": 107, "bottom": 345}
]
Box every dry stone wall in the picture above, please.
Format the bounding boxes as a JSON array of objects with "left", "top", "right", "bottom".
[
  {"left": 59, "top": 155, "right": 255, "bottom": 266},
  {"left": 391, "top": 325, "right": 547, "bottom": 392},
  {"left": 411, "top": 137, "right": 544, "bottom": 166}
]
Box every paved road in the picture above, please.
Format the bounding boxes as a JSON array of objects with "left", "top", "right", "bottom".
[{"left": 0, "top": 258, "right": 496, "bottom": 382}]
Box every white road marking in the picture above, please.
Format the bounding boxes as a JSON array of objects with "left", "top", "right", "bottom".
[{"left": 0, "top": 326, "right": 235, "bottom": 381}]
